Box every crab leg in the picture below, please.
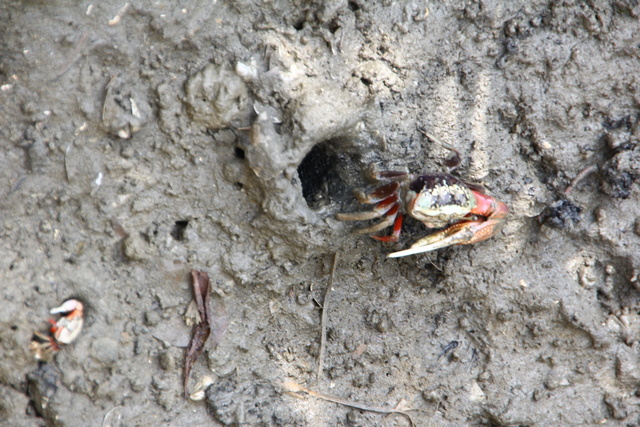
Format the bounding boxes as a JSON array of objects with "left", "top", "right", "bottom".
[
  {"left": 354, "top": 181, "right": 400, "bottom": 203},
  {"left": 336, "top": 181, "right": 400, "bottom": 222},
  {"left": 371, "top": 213, "right": 403, "bottom": 242},
  {"left": 370, "top": 170, "right": 412, "bottom": 181},
  {"left": 353, "top": 204, "right": 399, "bottom": 235},
  {"left": 337, "top": 182, "right": 404, "bottom": 241},
  {"left": 336, "top": 194, "right": 399, "bottom": 222},
  {"left": 33, "top": 330, "right": 61, "bottom": 351}
]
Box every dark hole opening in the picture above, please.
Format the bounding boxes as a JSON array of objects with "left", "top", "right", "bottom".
[
  {"left": 293, "top": 19, "right": 305, "bottom": 31},
  {"left": 234, "top": 146, "right": 245, "bottom": 159},
  {"left": 298, "top": 143, "right": 339, "bottom": 208},
  {"left": 171, "top": 220, "right": 189, "bottom": 241},
  {"left": 328, "top": 19, "right": 340, "bottom": 34}
]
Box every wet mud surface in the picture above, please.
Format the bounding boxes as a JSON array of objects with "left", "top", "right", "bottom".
[{"left": 2, "top": 1, "right": 640, "bottom": 425}]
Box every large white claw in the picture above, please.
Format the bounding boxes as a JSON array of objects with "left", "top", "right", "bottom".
[
  {"left": 387, "top": 240, "right": 451, "bottom": 258},
  {"left": 387, "top": 226, "right": 476, "bottom": 258},
  {"left": 49, "top": 299, "right": 85, "bottom": 344},
  {"left": 388, "top": 245, "right": 438, "bottom": 258},
  {"left": 50, "top": 299, "right": 83, "bottom": 314}
]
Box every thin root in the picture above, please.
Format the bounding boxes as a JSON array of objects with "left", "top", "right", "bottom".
[
  {"left": 417, "top": 127, "right": 461, "bottom": 171},
  {"left": 282, "top": 381, "right": 417, "bottom": 427},
  {"left": 565, "top": 165, "right": 597, "bottom": 195}
]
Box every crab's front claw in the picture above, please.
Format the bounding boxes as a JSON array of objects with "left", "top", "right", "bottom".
[
  {"left": 387, "top": 217, "right": 504, "bottom": 258},
  {"left": 49, "top": 299, "right": 84, "bottom": 344}
]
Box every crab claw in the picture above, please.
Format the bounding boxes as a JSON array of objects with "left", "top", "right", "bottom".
[
  {"left": 50, "top": 299, "right": 83, "bottom": 315},
  {"left": 49, "top": 299, "right": 84, "bottom": 345},
  {"left": 387, "top": 217, "right": 504, "bottom": 258}
]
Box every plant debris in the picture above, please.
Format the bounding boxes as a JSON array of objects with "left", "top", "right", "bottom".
[
  {"left": 183, "top": 270, "right": 212, "bottom": 399},
  {"left": 282, "top": 381, "right": 416, "bottom": 427}
]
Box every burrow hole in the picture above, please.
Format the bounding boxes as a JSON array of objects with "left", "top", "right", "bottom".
[
  {"left": 171, "top": 220, "right": 189, "bottom": 241},
  {"left": 297, "top": 141, "right": 345, "bottom": 209}
]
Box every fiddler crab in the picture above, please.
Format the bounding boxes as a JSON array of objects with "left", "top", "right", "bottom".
[
  {"left": 29, "top": 299, "right": 84, "bottom": 361},
  {"left": 337, "top": 136, "right": 508, "bottom": 258}
]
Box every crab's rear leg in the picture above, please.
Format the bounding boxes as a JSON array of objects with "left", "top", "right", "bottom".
[
  {"left": 354, "top": 181, "right": 400, "bottom": 204},
  {"left": 337, "top": 181, "right": 404, "bottom": 242},
  {"left": 32, "top": 330, "right": 61, "bottom": 351},
  {"left": 344, "top": 203, "right": 403, "bottom": 242},
  {"left": 369, "top": 170, "right": 412, "bottom": 181},
  {"left": 336, "top": 181, "right": 400, "bottom": 221},
  {"left": 370, "top": 211, "right": 403, "bottom": 242}
]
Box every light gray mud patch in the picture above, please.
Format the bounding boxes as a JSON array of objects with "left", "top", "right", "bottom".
[{"left": 1, "top": 1, "right": 640, "bottom": 426}]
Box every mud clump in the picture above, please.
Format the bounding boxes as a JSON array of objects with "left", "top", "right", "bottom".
[
  {"left": 101, "top": 74, "right": 151, "bottom": 139},
  {"left": 205, "top": 377, "right": 304, "bottom": 425},
  {"left": 601, "top": 149, "right": 640, "bottom": 199},
  {"left": 538, "top": 199, "right": 582, "bottom": 229},
  {"left": 184, "top": 65, "right": 249, "bottom": 129}
]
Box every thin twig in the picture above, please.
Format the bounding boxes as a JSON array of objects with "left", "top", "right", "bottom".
[
  {"left": 64, "top": 143, "right": 72, "bottom": 182},
  {"left": 317, "top": 252, "right": 339, "bottom": 381},
  {"left": 51, "top": 31, "right": 88, "bottom": 82},
  {"left": 416, "top": 127, "right": 461, "bottom": 171},
  {"left": 565, "top": 165, "right": 597, "bottom": 195},
  {"left": 108, "top": 3, "right": 130, "bottom": 26},
  {"left": 427, "top": 259, "right": 444, "bottom": 272},
  {"left": 282, "top": 381, "right": 416, "bottom": 427}
]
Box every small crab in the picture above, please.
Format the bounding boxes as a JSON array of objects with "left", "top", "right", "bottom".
[
  {"left": 30, "top": 299, "right": 84, "bottom": 360},
  {"left": 337, "top": 143, "right": 508, "bottom": 258}
]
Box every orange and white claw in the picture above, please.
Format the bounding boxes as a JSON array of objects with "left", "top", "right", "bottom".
[
  {"left": 387, "top": 218, "right": 504, "bottom": 258},
  {"left": 50, "top": 299, "right": 84, "bottom": 345},
  {"left": 50, "top": 299, "right": 84, "bottom": 316}
]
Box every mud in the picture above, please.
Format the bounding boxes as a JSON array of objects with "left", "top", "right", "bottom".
[{"left": 1, "top": 1, "right": 640, "bottom": 426}]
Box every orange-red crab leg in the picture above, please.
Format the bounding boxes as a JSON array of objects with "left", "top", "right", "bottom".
[
  {"left": 388, "top": 195, "right": 508, "bottom": 258},
  {"left": 32, "top": 330, "right": 61, "bottom": 351},
  {"left": 337, "top": 199, "right": 401, "bottom": 237},
  {"left": 371, "top": 212, "right": 403, "bottom": 242},
  {"left": 353, "top": 181, "right": 400, "bottom": 204},
  {"left": 336, "top": 181, "right": 403, "bottom": 240}
]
